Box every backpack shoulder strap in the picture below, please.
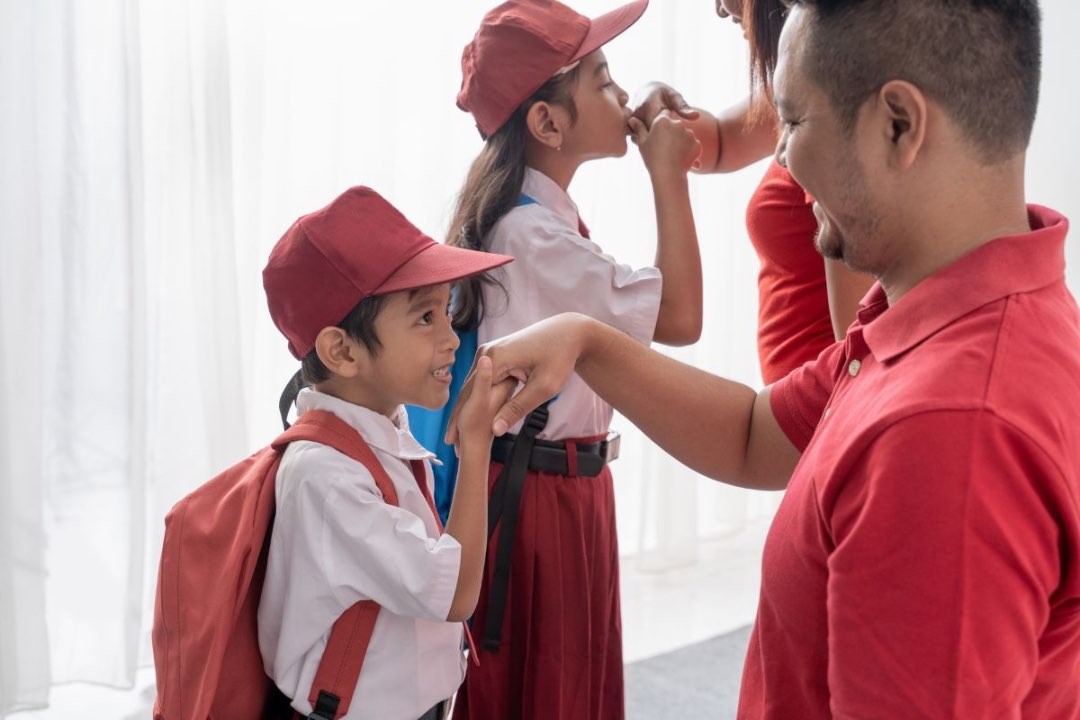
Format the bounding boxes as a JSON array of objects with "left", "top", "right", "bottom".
[
  {"left": 271, "top": 409, "right": 400, "bottom": 719},
  {"left": 274, "top": 409, "right": 399, "bottom": 507}
]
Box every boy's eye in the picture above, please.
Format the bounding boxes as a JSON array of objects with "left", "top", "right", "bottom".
[{"left": 419, "top": 311, "right": 434, "bottom": 325}]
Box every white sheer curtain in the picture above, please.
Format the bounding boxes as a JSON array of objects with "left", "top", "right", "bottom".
[{"left": 2, "top": 0, "right": 1078, "bottom": 714}]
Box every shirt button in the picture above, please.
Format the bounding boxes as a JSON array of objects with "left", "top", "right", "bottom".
[{"left": 848, "top": 359, "right": 862, "bottom": 377}]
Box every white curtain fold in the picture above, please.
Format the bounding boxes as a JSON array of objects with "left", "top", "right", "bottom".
[{"left": 3, "top": 0, "right": 1078, "bottom": 715}]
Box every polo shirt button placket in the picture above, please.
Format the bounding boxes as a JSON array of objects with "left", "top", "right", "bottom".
[{"left": 848, "top": 358, "right": 862, "bottom": 377}]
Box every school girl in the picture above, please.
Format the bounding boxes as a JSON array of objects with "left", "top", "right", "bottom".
[{"left": 446, "top": 1, "right": 703, "bottom": 717}]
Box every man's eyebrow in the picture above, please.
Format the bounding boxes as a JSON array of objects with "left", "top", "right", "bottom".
[{"left": 773, "top": 94, "right": 796, "bottom": 116}]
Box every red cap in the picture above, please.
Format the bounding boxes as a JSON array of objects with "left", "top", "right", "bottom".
[
  {"left": 263, "top": 186, "right": 513, "bottom": 359},
  {"left": 458, "top": 0, "right": 649, "bottom": 138}
]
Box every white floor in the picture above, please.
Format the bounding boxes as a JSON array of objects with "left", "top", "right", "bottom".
[
  {"left": 621, "top": 520, "right": 766, "bottom": 664},
  {"left": 6, "top": 522, "right": 768, "bottom": 720}
]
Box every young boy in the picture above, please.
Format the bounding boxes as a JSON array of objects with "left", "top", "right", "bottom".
[{"left": 258, "top": 186, "right": 513, "bottom": 720}]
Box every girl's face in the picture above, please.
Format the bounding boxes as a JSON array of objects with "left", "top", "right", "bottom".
[{"left": 559, "top": 50, "right": 632, "bottom": 161}]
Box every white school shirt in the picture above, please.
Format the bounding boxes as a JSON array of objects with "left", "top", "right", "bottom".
[
  {"left": 258, "top": 388, "right": 465, "bottom": 720},
  {"left": 479, "top": 167, "right": 663, "bottom": 439}
]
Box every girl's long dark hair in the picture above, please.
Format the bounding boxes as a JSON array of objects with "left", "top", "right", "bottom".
[{"left": 447, "top": 67, "right": 580, "bottom": 331}]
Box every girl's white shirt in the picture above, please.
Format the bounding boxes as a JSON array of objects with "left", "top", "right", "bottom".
[
  {"left": 479, "top": 167, "right": 662, "bottom": 439},
  {"left": 258, "top": 388, "right": 464, "bottom": 720}
]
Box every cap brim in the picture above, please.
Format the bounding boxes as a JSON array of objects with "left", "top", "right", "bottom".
[
  {"left": 375, "top": 242, "right": 513, "bottom": 295},
  {"left": 571, "top": 0, "right": 649, "bottom": 64}
]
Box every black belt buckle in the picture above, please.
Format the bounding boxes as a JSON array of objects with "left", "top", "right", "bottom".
[{"left": 602, "top": 431, "right": 621, "bottom": 464}]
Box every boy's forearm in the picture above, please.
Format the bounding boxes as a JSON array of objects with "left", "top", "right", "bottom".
[
  {"left": 649, "top": 172, "right": 702, "bottom": 346},
  {"left": 442, "top": 440, "right": 491, "bottom": 622}
]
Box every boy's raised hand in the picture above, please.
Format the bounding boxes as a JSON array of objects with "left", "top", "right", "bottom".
[
  {"left": 447, "top": 314, "right": 588, "bottom": 444},
  {"left": 453, "top": 355, "right": 518, "bottom": 447}
]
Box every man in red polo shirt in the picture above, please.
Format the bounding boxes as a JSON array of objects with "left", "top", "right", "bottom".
[{"left": 448, "top": 0, "right": 1080, "bottom": 717}]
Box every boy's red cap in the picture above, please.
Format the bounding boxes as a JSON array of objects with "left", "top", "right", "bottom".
[
  {"left": 263, "top": 186, "right": 512, "bottom": 360},
  {"left": 457, "top": 0, "right": 648, "bottom": 138}
]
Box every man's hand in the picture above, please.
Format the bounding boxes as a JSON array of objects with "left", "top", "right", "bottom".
[
  {"left": 631, "top": 81, "right": 699, "bottom": 130},
  {"left": 446, "top": 314, "right": 592, "bottom": 443},
  {"left": 453, "top": 355, "right": 518, "bottom": 449}
]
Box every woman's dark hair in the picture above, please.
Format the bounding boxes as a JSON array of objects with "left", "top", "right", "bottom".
[
  {"left": 743, "top": 0, "right": 790, "bottom": 124},
  {"left": 446, "top": 66, "right": 581, "bottom": 331},
  {"left": 746, "top": 0, "right": 787, "bottom": 93}
]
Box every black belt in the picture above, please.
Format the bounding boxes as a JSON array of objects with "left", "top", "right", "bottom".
[
  {"left": 481, "top": 404, "right": 619, "bottom": 652},
  {"left": 489, "top": 432, "right": 620, "bottom": 477}
]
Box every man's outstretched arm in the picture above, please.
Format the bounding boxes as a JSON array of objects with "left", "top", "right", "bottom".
[{"left": 449, "top": 313, "right": 799, "bottom": 491}]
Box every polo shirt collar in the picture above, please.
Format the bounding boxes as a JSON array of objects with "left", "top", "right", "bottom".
[
  {"left": 862, "top": 205, "right": 1069, "bottom": 363},
  {"left": 295, "top": 387, "right": 436, "bottom": 462},
  {"left": 522, "top": 167, "right": 582, "bottom": 231}
]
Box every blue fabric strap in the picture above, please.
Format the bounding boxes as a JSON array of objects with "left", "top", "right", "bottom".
[
  {"left": 405, "top": 327, "right": 477, "bottom": 524},
  {"left": 407, "top": 193, "right": 535, "bottom": 522}
]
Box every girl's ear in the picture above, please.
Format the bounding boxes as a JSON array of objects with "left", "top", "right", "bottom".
[
  {"left": 314, "top": 326, "right": 363, "bottom": 378},
  {"left": 525, "top": 101, "right": 567, "bottom": 150}
]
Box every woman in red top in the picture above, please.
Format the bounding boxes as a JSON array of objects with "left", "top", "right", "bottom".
[{"left": 636, "top": 0, "right": 873, "bottom": 383}]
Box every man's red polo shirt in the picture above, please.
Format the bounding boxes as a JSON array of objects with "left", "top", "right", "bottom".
[{"left": 742, "top": 206, "right": 1080, "bottom": 719}]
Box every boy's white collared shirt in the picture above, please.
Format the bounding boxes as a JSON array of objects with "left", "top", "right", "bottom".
[
  {"left": 480, "top": 166, "right": 662, "bottom": 439},
  {"left": 259, "top": 388, "right": 464, "bottom": 720}
]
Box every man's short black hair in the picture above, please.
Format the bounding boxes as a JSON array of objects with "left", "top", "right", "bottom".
[
  {"left": 300, "top": 294, "right": 387, "bottom": 385},
  {"left": 788, "top": 0, "right": 1041, "bottom": 163}
]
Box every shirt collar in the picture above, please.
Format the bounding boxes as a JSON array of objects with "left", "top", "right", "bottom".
[
  {"left": 295, "top": 388, "right": 436, "bottom": 462},
  {"left": 862, "top": 205, "right": 1069, "bottom": 362},
  {"left": 522, "top": 167, "right": 582, "bottom": 231}
]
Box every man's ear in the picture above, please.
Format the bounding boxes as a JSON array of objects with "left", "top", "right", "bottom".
[
  {"left": 876, "top": 80, "right": 927, "bottom": 170},
  {"left": 314, "top": 326, "right": 363, "bottom": 378},
  {"left": 525, "top": 101, "right": 568, "bottom": 150}
]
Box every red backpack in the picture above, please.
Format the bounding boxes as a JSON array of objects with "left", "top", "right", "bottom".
[{"left": 151, "top": 409, "right": 424, "bottom": 720}]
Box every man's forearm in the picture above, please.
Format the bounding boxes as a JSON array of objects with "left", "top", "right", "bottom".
[{"left": 573, "top": 317, "right": 793, "bottom": 489}]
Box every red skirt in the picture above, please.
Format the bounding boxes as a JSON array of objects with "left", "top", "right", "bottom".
[{"left": 454, "top": 458, "right": 624, "bottom": 719}]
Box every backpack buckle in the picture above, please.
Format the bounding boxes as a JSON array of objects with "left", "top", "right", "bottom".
[{"left": 308, "top": 690, "right": 340, "bottom": 720}]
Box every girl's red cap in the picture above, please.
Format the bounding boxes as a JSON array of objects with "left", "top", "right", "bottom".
[{"left": 457, "top": 0, "right": 648, "bottom": 138}]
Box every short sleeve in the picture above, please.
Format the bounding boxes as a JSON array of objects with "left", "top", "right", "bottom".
[
  {"left": 487, "top": 207, "right": 663, "bottom": 345},
  {"left": 272, "top": 441, "right": 462, "bottom": 623},
  {"left": 315, "top": 476, "right": 461, "bottom": 622},
  {"left": 769, "top": 340, "right": 844, "bottom": 450},
  {"left": 824, "top": 410, "right": 1063, "bottom": 716}
]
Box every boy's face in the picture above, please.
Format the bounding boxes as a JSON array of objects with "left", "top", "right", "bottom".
[
  {"left": 560, "top": 50, "right": 632, "bottom": 161},
  {"left": 353, "top": 282, "right": 459, "bottom": 416}
]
